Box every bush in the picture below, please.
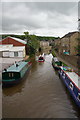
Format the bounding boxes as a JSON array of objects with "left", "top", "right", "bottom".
[{"left": 52, "top": 50, "right": 56, "bottom": 57}]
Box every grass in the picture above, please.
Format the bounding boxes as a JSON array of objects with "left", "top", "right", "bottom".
[{"left": 62, "top": 62, "right": 68, "bottom": 67}]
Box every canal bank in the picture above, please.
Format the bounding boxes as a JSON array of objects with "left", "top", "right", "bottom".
[
  {"left": 53, "top": 52, "right": 78, "bottom": 73},
  {"left": 2, "top": 54, "right": 80, "bottom": 118}
]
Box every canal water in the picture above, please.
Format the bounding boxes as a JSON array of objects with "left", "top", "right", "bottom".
[{"left": 2, "top": 54, "right": 80, "bottom": 118}]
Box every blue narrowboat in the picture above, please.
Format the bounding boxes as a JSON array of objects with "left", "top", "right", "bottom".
[
  {"left": 2, "top": 61, "right": 32, "bottom": 87},
  {"left": 59, "top": 66, "right": 80, "bottom": 107}
]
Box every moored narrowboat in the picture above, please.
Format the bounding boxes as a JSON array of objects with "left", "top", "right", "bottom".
[
  {"left": 52, "top": 57, "right": 62, "bottom": 70},
  {"left": 58, "top": 66, "right": 80, "bottom": 107},
  {"left": 2, "top": 61, "right": 32, "bottom": 87}
]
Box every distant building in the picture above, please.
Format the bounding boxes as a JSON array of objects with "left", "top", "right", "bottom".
[
  {"left": 40, "top": 41, "right": 49, "bottom": 47},
  {"left": 40, "top": 41, "right": 51, "bottom": 54}
]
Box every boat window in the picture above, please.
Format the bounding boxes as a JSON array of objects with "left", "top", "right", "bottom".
[
  {"left": 63, "top": 73, "right": 65, "bottom": 79},
  {"left": 69, "top": 82, "right": 74, "bottom": 90},
  {"left": 61, "top": 70, "right": 63, "bottom": 75},
  {"left": 12, "top": 73, "right": 14, "bottom": 77},
  {"left": 9, "top": 73, "right": 11, "bottom": 77},
  {"left": 9, "top": 73, "right": 14, "bottom": 78},
  {"left": 78, "top": 93, "right": 80, "bottom": 101},
  {"left": 39, "top": 57, "right": 43, "bottom": 60}
]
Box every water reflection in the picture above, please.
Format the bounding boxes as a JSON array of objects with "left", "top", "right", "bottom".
[{"left": 3, "top": 71, "right": 30, "bottom": 96}]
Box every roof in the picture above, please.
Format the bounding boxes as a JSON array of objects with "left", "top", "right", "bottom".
[
  {"left": 62, "top": 31, "right": 79, "bottom": 38},
  {"left": 3, "top": 36, "right": 27, "bottom": 44},
  {"left": 3, "top": 61, "right": 28, "bottom": 72}
]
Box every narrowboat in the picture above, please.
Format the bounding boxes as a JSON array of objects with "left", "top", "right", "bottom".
[
  {"left": 38, "top": 55, "right": 45, "bottom": 62},
  {"left": 58, "top": 66, "right": 80, "bottom": 107},
  {"left": 2, "top": 61, "right": 32, "bottom": 87},
  {"left": 52, "top": 57, "right": 62, "bottom": 70}
]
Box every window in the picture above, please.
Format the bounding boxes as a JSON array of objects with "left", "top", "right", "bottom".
[
  {"left": 9, "top": 73, "right": 14, "bottom": 78},
  {"left": 77, "top": 93, "right": 80, "bottom": 101},
  {"left": 63, "top": 73, "right": 65, "bottom": 79},
  {"left": 69, "top": 82, "right": 74, "bottom": 90},
  {"left": 9, "top": 73, "right": 11, "bottom": 77},
  {"left": 12, "top": 73, "right": 14, "bottom": 77},
  {"left": 14, "top": 52, "right": 18, "bottom": 57},
  {"left": 61, "top": 70, "right": 63, "bottom": 75}
]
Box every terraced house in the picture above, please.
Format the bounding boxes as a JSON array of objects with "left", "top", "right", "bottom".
[{"left": 54, "top": 31, "right": 79, "bottom": 55}]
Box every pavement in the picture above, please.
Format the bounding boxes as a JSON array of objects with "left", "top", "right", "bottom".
[{"left": 0, "top": 57, "right": 23, "bottom": 72}]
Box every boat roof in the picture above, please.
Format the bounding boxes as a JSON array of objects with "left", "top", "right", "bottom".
[
  {"left": 53, "top": 57, "right": 59, "bottom": 62},
  {"left": 66, "top": 72, "right": 79, "bottom": 87},
  {"left": 61, "top": 66, "right": 80, "bottom": 89},
  {"left": 3, "top": 61, "right": 28, "bottom": 73}
]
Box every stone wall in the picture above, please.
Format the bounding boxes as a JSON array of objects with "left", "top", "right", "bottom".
[
  {"left": 55, "top": 52, "right": 78, "bottom": 68},
  {"left": 70, "top": 32, "right": 78, "bottom": 55}
]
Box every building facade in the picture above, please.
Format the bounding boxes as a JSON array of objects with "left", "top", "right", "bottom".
[
  {"left": 55, "top": 32, "right": 79, "bottom": 55},
  {"left": 0, "top": 45, "right": 26, "bottom": 58},
  {"left": 0, "top": 36, "right": 27, "bottom": 57}
]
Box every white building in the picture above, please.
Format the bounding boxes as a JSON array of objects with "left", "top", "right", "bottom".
[
  {"left": 9, "top": 46, "right": 26, "bottom": 58},
  {"left": 0, "top": 45, "right": 26, "bottom": 58}
]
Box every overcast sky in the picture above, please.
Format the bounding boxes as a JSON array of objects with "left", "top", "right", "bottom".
[{"left": 1, "top": 2, "right": 79, "bottom": 37}]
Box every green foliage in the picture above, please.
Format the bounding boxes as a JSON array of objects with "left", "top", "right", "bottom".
[
  {"left": 28, "top": 35, "right": 40, "bottom": 49},
  {"left": 37, "top": 36, "right": 59, "bottom": 41},
  {"left": 24, "top": 32, "right": 40, "bottom": 55},
  {"left": 2, "top": 34, "right": 25, "bottom": 40},
  {"left": 62, "top": 62, "right": 68, "bottom": 67},
  {"left": 52, "top": 50, "right": 56, "bottom": 57}
]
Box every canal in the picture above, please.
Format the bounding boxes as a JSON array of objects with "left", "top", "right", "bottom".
[{"left": 2, "top": 54, "right": 80, "bottom": 118}]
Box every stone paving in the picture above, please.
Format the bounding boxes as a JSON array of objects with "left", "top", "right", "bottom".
[{"left": 0, "top": 57, "right": 23, "bottom": 72}]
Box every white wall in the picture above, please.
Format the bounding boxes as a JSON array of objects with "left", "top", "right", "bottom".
[
  {"left": 2, "top": 47, "right": 25, "bottom": 58},
  {"left": 9, "top": 51, "right": 24, "bottom": 57},
  {"left": 18, "top": 52, "right": 23, "bottom": 57}
]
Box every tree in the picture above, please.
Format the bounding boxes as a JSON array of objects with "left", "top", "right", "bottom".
[{"left": 24, "top": 32, "right": 40, "bottom": 55}]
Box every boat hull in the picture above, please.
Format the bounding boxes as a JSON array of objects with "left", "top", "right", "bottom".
[
  {"left": 38, "top": 60, "right": 45, "bottom": 62},
  {"left": 52, "top": 57, "right": 62, "bottom": 70},
  {"left": 52, "top": 63, "right": 60, "bottom": 70},
  {"left": 2, "top": 63, "right": 31, "bottom": 87},
  {"left": 59, "top": 70, "right": 80, "bottom": 108}
]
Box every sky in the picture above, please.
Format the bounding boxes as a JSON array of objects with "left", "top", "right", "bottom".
[{"left": 0, "top": 1, "right": 79, "bottom": 37}]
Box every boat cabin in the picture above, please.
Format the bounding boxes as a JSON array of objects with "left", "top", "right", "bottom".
[{"left": 2, "top": 61, "right": 29, "bottom": 81}]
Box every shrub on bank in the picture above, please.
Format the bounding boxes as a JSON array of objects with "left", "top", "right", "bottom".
[{"left": 52, "top": 50, "right": 56, "bottom": 57}]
